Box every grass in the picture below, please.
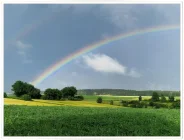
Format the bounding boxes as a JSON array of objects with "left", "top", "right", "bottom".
[{"left": 4, "top": 105, "right": 180, "bottom": 136}]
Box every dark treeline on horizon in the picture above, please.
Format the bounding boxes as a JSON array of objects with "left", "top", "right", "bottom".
[{"left": 77, "top": 89, "right": 180, "bottom": 96}]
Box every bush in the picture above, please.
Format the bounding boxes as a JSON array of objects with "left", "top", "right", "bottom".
[
  {"left": 110, "top": 100, "right": 114, "bottom": 105},
  {"left": 122, "top": 102, "right": 129, "bottom": 107},
  {"left": 130, "top": 104, "right": 137, "bottom": 108},
  {"left": 168, "top": 95, "right": 175, "bottom": 102},
  {"left": 21, "top": 94, "right": 32, "bottom": 101},
  {"left": 4, "top": 92, "right": 8, "bottom": 98},
  {"left": 151, "top": 92, "right": 159, "bottom": 102},
  {"left": 74, "top": 95, "right": 84, "bottom": 100},
  {"left": 172, "top": 101, "right": 180, "bottom": 109},
  {"left": 139, "top": 96, "right": 142, "bottom": 101},
  {"left": 154, "top": 104, "right": 160, "bottom": 109},
  {"left": 136, "top": 103, "right": 144, "bottom": 108},
  {"left": 149, "top": 101, "right": 154, "bottom": 107},
  {"left": 128, "top": 100, "right": 139, "bottom": 104},
  {"left": 97, "top": 97, "right": 102, "bottom": 103},
  {"left": 160, "top": 95, "right": 167, "bottom": 102}
]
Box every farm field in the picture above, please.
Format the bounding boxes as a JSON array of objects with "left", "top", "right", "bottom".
[
  {"left": 4, "top": 98, "right": 119, "bottom": 108},
  {"left": 4, "top": 105, "right": 180, "bottom": 136}
]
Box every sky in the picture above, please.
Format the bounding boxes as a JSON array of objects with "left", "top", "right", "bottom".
[{"left": 4, "top": 4, "right": 180, "bottom": 92}]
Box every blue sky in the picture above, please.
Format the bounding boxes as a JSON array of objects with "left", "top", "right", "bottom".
[{"left": 4, "top": 4, "right": 180, "bottom": 92}]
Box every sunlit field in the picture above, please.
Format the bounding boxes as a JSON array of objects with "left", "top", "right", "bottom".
[{"left": 4, "top": 98, "right": 119, "bottom": 108}]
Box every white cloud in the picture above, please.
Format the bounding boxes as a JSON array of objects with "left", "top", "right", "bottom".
[
  {"left": 81, "top": 53, "right": 142, "bottom": 78},
  {"left": 82, "top": 53, "right": 127, "bottom": 75},
  {"left": 15, "top": 40, "right": 32, "bottom": 64}
]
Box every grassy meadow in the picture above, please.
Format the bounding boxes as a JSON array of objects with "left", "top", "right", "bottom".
[
  {"left": 4, "top": 94, "right": 180, "bottom": 136},
  {"left": 4, "top": 105, "right": 180, "bottom": 136}
]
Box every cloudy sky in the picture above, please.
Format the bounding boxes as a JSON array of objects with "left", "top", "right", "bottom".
[{"left": 4, "top": 4, "right": 180, "bottom": 92}]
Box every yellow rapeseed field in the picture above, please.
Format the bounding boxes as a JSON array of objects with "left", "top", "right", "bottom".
[{"left": 4, "top": 98, "right": 119, "bottom": 108}]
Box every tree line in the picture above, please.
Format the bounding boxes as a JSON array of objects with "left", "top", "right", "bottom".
[
  {"left": 78, "top": 89, "right": 180, "bottom": 96},
  {"left": 8, "top": 80, "right": 83, "bottom": 101}
]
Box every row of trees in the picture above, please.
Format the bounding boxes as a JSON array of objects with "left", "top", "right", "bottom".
[{"left": 11, "top": 80, "right": 81, "bottom": 101}]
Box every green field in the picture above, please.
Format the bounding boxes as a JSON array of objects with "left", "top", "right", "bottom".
[{"left": 4, "top": 105, "right": 180, "bottom": 136}]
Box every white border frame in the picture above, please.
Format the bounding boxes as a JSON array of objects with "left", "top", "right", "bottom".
[{"left": 1, "top": 1, "right": 183, "bottom": 140}]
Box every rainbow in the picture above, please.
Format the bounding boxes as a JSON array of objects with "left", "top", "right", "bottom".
[{"left": 30, "top": 24, "right": 180, "bottom": 86}]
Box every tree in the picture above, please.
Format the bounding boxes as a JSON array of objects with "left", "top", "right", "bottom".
[
  {"left": 160, "top": 94, "right": 166, "bottom": 102},
  {"left": 139, "top": 96, "right": 142, "bottom": 101},
  {"left": 12, "top": 80, "right": 41, "bottom": 98},
  {"left": 169, "top": 95, "right": 175, "bottom": 102},
  {"left": 151, "top": 92, "right": 159, "bottom": 102},
  {"left": 4, "top": 92, "right": 8, "bottom": 98},
  {"left": 12, "top": 81, "right": 28, "bottom": 97},
  {"left": 61, "top": 86, "right": 77, "bottom": 98},
  {"left": 44, "top": 88, "right": 61, "bottom": 100},
  {"left": 28, "top": 88, "right": 41, "bottom": 99},
  {"left": 97, "top": 97, "right": 102, "bottom": 103},
  {"left": 21, "top": 94, "right": 32, "bottom": 101}
]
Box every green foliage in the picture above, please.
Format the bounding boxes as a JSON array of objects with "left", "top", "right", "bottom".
[
  {"left": 149, "top": 101, "right": 154, "bottom": 107},
  {"left": 21, "top": 94, "right": 32, "bottom": 101},
  {"left": 4, "top": 92, "right": 8, "bottom": 98},
  {"left": 169, "top": 95, "right": 175, "bottom": 102},
  {"left": 74, "top": 95, "right": 84, "bottom": 100},
  {"left": 151, "top": 92, "right": 160, "bottom": 102},
  {"left": 160, "top": 94, "right": 167, "bottom": 102},
  {"left": 122, "top": 101, "right": 129, "bottom": 107},
  {"left": 44, "top": 88, "right": 61, "bottom": 100},
  {"left": 110, "top": 100, "right": 113, "bottom": 105},
  {"left": 11, "top": 80, "right": 41, "bottom": 98},
  {"left": 41, "top": 95, "right": 47, "bottom": 100},
  {"left": 172, "top": 101, "right": 180, "bottom": 109},
  {"left": 4, "top": 106, "right": 180, "bottom": 136},
  {"left": 62, "top": 86, "right": 77, "bottom": 98},
  {"left": 28, "top": 88, "right": 41, "bottom": 99},
  {"left": 128, "top": 100, "right": 139, "bottom": 104},
  {"left": 12, "top": 81, "right": 28, "bottom": 97},
  {"left": 139, "top": 96, "right": 142, "bottom": 101},
  {"left": 97, "top": 97, "right": 102, "bottom": 103}
]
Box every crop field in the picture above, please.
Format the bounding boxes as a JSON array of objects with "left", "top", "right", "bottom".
[
  {"left": 4, "top": 105, "right": 180, "bottom": 136},
  {"left": 4, "top": 98, "right": 119, "bottom": 108}
]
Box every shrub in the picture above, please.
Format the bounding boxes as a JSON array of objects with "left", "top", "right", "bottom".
[
  {"left": 4, "top": 92, "right": 8, "bottom": 98},
  {"left": 151, "top": 92, "right": 159, "bottom": 102},
  {"left": 172, "top": 101, "right": 180, "bottom": 109},
  {"left": 136, "top": 103, "right": 144, "bottom": 108},
  {"left": 128, "top": 100, "right": 139, "bottom": 104},
  {"left": 110, "top": 100, "right": 114, "bottom": 105},
  {"left": 168, "top": 95, "right": 175, "bottom": 102},
  {"left": 139, "top": 96, "right": 142, "bottom": 101},
  {"left": 41, "top": 95, "right": 48, "bottom": 100},
  {"left": 122, "top": 102, "right": 129, "bottom": 107},
  {"left": 74, "top": 95, "right": 84, "bottom": 100},
  {"left": 154, "top": 104, "right": 160, "bottom": 109},
  {"left": 130, "top": 104, "right": 137, "bottom": 108},
  {"left": 21, "top": 94, "right": 32, "bottom": 101},
  {"left": 160, "top": 95, "right": 167, "bottom": 102},
  {"left": 97, "top": 97, "right": 102, "bottom": 103},
  {"left": 149, "top": 101, "right": 154, "bottom": 107}
]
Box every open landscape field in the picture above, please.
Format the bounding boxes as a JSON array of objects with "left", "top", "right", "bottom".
[
  {"left": 4, "top": 105, "right": 180, "bottom": 136},
  {"left": 4, "top": 94, "right": 180, "bottom": 136}
]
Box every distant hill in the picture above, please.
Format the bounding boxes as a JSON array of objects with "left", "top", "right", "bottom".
[{"left": 77, "top": 89, "right": 180, "bottom": 96}]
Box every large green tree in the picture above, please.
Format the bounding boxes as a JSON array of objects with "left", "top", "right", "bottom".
[
  {"left": 12, "top": 80, "right": 41, "bottom": 98},
  {"left": 12, "top": 81, "right": 28, "bottom": 97},
  {"left": 44, "top": 88, "right": 61, "bottom": 100},
  {"left": 61, "top": 86, "right": 77, "bottom": 98}
]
